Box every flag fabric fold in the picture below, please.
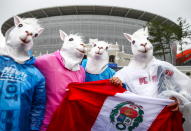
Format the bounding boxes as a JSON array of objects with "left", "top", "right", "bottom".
[{"left": 47, "top": 80, "right": 183, "bottom": 131}]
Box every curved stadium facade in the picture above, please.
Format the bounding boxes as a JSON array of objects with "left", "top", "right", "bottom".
[{"left": 1, "top": 5, "right": 177, "bottom": 62}]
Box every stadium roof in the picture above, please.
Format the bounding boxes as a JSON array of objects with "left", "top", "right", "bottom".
[{"left": 1, "top": 5, "right": 178, "bottom": 36}]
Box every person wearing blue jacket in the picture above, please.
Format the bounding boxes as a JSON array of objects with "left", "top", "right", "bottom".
[
  {"left": 82, "top": 59, "right": 115, "bottom": 82},
  {"left": 0, "top": 16, "right": 45, "bottom": 131},
  {"left": 82, "top": 39, "right": 115, "bottom": 82},
  {"left": 0, "top": 56, "right": 46, "bottom": 131}
]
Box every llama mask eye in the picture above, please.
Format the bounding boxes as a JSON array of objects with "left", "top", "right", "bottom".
[
  {"left": 69, "top": 38, "right": 74, "bottom": 41},
  {"left": 147, "top": 37, "right": 151, "bottom": 41},
  {"left": 106, "top": 46, "right": 108, "bottom": 50},
  {"left": 34, "top": 33, "right": 38, "bottom": 37},
  {"left": 18, "top": 24, "right": 23, "bottom": 27},
  {"left": 132, "top": 40, "right": 135, "bottom": 44},
  {"left": 94, "top": 44, "right": 96, "bottom": 47}
]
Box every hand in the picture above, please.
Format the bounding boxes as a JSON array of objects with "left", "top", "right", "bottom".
[
  {"left": 110, "top": 77, "right": 122, "bottom": 87},
  {"left": 167, "top": 97, "right": 180, "bottom": 111}
]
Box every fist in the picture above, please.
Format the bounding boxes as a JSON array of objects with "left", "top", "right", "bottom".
[
  {"left": 167, "top": 97, "right": 180, "bottom": 111},
  {"left": 110, "top": 77, "right": 122, "bottom": 87}
]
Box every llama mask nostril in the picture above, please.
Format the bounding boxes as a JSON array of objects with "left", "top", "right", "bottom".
[
  {"left": 141, "top": 43, "right": 147, "bottom": 47},
  {"left": 25, "top": 31, "right": 33, "bottom": 36},
  {"left": 141, "top": 44, "right": 145, "bottom": 47},
  {"left": 80, "top": 43, "right": 85, "bottom": 47}
]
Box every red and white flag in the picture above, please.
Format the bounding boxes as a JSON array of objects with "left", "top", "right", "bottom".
[{"left": 47, "top": 80, "right": 183, "bottom": 131}]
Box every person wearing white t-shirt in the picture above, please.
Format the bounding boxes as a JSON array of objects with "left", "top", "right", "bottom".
[{"left": 110, "top": 27, "right": 191, "bottom": 130}]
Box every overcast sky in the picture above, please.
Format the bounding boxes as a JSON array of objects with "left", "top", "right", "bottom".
[{"left": 0, "top": 0, "right": 191, "bottom": 44}]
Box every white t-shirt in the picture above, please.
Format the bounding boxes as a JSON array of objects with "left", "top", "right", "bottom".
[{"left": 115, "top": 62, "right": 158, "bottom": 97}]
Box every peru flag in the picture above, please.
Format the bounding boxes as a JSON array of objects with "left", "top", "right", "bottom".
[{"left": 47, "top": 80, "right": 183, "bottom": 131}]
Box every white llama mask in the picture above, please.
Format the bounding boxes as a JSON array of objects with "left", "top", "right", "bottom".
[
  {"left": 1, "top": 16, "right": 44, "bottom": 63},
  {"left": 59, "top": 30, "right": 86, "bottom": 71},
  {"left": 123, "top": 27, "right": 154, "bottom": 68},
  {"left": 86, "top": 39, "right": 110, "bottom": 74}
]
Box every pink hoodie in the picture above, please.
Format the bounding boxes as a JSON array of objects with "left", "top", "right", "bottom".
[{"left": 35, "top": 51, "right": 85, "bottom": 131}]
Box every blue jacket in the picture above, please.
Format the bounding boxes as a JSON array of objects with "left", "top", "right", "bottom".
[
  {"left": 0, "top": 56, "right": 46, "bottom": 131},
  {"left": 82, "top": 59, "right": 115, "bottom": 82}
]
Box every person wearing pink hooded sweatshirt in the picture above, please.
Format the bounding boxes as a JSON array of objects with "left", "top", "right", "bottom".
[{"left": 35, "top": 30, "right": 86, "bottom": 131}]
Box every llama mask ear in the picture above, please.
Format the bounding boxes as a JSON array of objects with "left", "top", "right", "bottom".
[
  {"left": 123, "top": 33, "right": 132, "bottom": 42},
  {"left": 59, "top": 30, "right": 67, "bottom": 41},
  {"left": 144, "top": 27, "right": 149, "bottom": 36},
  {"left": 144, "top": 27, "right": 148, "bottom": 32},
  {"left": 89, "top": 39, "right": 98, "bottom": 44},
  {"left": 14, "top": 16, "right": 22, "bottom": 26},
  {"left": 37, "top": 28, "right": 44, "bottom": 36}
]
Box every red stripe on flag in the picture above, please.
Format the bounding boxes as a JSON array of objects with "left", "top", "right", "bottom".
[
  {"left": 47, "top": 80, "right": 126, "bottom": 131},
  {"left": 148, "top": 106, "right": 183, "bottom": 131}
]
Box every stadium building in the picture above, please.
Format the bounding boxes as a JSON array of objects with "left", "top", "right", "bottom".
[{"left": 1, "top": 6, "right": 178, "bottom": 63}]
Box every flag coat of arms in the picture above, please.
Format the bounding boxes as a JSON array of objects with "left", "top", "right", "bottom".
[{"left": 47, "top": 80, "right": 183, "bottom": 131}]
